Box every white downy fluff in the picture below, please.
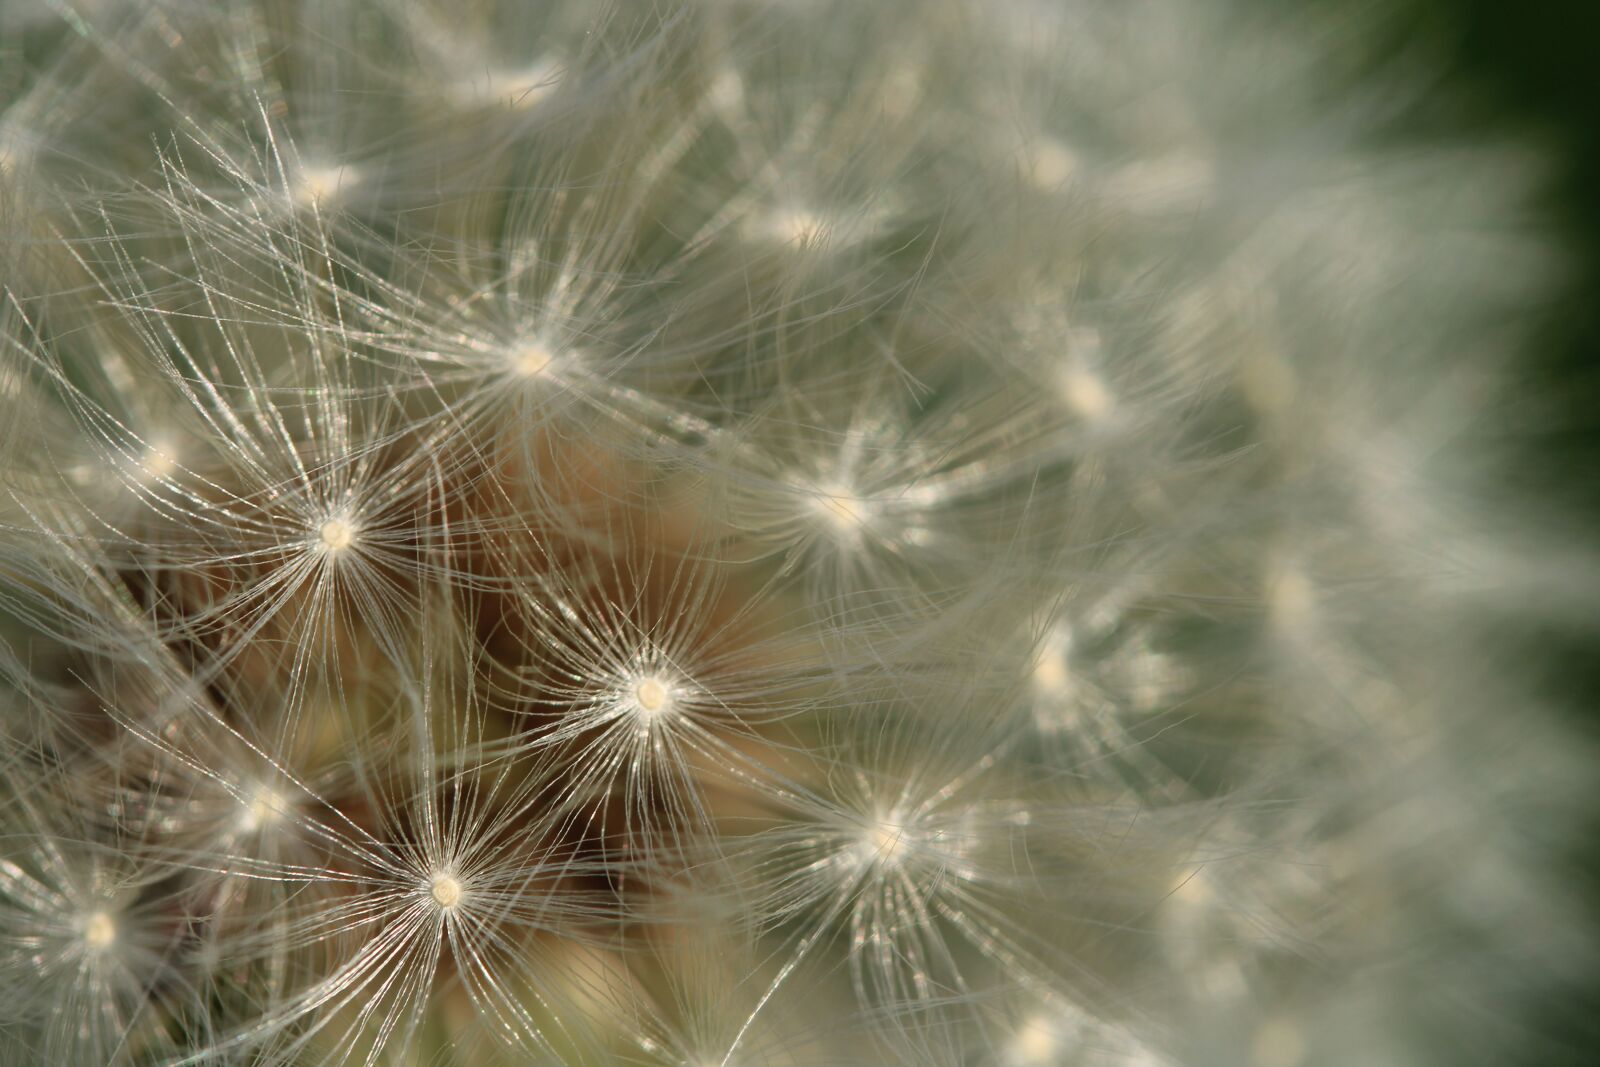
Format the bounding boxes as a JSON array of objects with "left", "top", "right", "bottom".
[{"left": 1, "top": 1, "right": 1593, "bottom": 1065}]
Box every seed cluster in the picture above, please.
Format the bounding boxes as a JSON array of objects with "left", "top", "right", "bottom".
[{"left": 0, "top": 2, "right": 1591, "bottom": 1066}]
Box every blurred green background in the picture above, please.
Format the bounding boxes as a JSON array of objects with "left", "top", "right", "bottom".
[{"left": 1426, "top": 2, "right": 1600, "bottom": 1060}]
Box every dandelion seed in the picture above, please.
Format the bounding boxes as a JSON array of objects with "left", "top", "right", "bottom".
[
  {"left": 450, "top": 57, "right": 564, "bottom": 111},
  {"left": 510, "top": 338, "right": 556, "bottom": 380},
  {"left": 1019, "top": 135, "right": 1078, "bottom": 190},
  {"left": 857, "top": 813, "right": 909, "bottom": 867},
  {"left": 1266, "top": 559, "right": 1316, "bottom": 631},
  {"left": 0, "top": 121, "right": 31, "bottom": 179},
  {"left": 809, "top": 482, "right": 870, "bottom": 535},
  {"left": 289, "top": 161, "right": 361, "bottom": 207},
  {"left": 768, "top": 206, "right": 828, "bottom": 247},
  {"left": 428, "top": 871, "right": 463, "bottom": 910},
  {"left": 706, "top": 66, "right": 745, "bottom": 114},
  {"left": 0, "top": 766, "right": 192, "bottom": 1064},
  {"left": 316, "top": 515, "right": 359, "bottom": 554},
  {"left": 1002, "top": 997, "right": 1177, "bottom": 1067},
  {"left": 632, "top": 674, "right": 675, "bottom": 718},
  {"left": 0, "top": 3, "right": 1588, "bottom": 1065},
  {"left": 136, "top": 439, "right": 177, "bottom": 480},
  {"left": 1169, "top": 867, "right": 1211, "bottom": 905},
  {"left": 1055, "top": 327, "right": 1116, "bottom": 424},
  {"left": 80, "top": 909, "right": 117, "bottom": 951},
  {"left": 1030, "top": 624, "right": 1074, "bottom": 698},
  {"left": 1059, "top": 364, "right": 1115, "bottom": 423},
  {"left": 236, "top": 784, "right": 288, "bottom": 834},
  {"left": 1007, "top": 1013, "right": 1068, "bottom": 1065}
]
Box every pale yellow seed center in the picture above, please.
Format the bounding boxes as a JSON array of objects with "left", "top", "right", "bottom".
[
  {"left": 240, "top": 786, "right": 286, "bottom": 832},
  {"left": 1009, "top": 1015, "right": 1063, "bottom": 1064},
  {"left": 1060, "top": 365, "right": 1114, "bottom": 421},
  {"left": 861, "top": 817, "right": 908, "bottom": 865},
  {"left": 1031, "top": 653, "right": 1070, "bottom": 695},
  {"left": 140, "top": 442, "right": 176, "bottom": 480},
  {"left": 318, "top": 518, "right": 355, "bottom": 552},
  {"left": 430, "top": 874, "right": 462, "bottom": 909},
  {"left": 811, "top": 483, "right": 870, "bottom": 532},
  {"left": 293, "top": 164, "right": 358, "bottom": 206},
  {"left": 634, "top": 677, "right": 669, "bottom": 714},
  {"left": 775, "top": 208, "right": 826, "bottom": 246},
  {"left": 512, "top": 342, "right": 553, "bottom": 379},
  {"left": 82, "top": 910, "right": 116, "bottom": 949},
  {"left": 1021, "top": 136, "right": 1078, "bottom": 189}
]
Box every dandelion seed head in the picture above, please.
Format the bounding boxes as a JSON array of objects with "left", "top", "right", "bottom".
[
  {"left": 1031, "top": 624, "right": 1074, "bottom": 697},
  {"left": 1170, "top": 867, "right": 1212, "bottom": 905},
  {"left": 1007, "top": 1013, "right": 1068, "bottom": 1065},
  {"left": 0, "top": 119, "right": 32, "bottom": 178},
  {"left": 769, "top": 206, "right": 828, "bottom": 247},
  {"left": 1019, "top": 135, "right": 1078, "bottom": 189},
  {"left": 1267, "top": 561, "right": 1315, "bottom": 629},
  {"left": 68, "top": 437, "right": 182, "bottom": 491},
  {"left": 634, "top": 677, "right": 668, "bottom": 714},
  {"left": 810, "top": 482, "right": 872, "bottom": 535},
  {"left": 137, "top": 440, "right": 177, "bottom": 480},
  {"left": 1059, "top": 362, "right": 1115, "bottom": 423},
  {"left": 0, "top": 3, "right": 1584, "bottom": 1065},
  {"left": 79, "top": 910, "right": 116, "bottom": 951},
  {"left": 290, "top": 162, "right": 360, "bottom": 207},
  {"left": 879, "top": 59, "right": 924, "bottom": 119},
  {"left": 451, "top": 57, "right": 563, "bottom": 110},
  {"left": 509, "top": 338, "right": 555, "bottom": 379},
  {"left": 857, "top": 812, "right": 910, "bottom": 867},
  {"left": 707, "top": 66, "right": 745, "bottom": 112},
  {"left": 1030, "top": 659, "right": 1068, "bottom": 700},
  {"left": 316, "top": 515, "right": 358, "bottom": 554},
  {"left": 237, "top": 785, "right": 287, "bottom": 833},
  {"left": 1112, "top": 643, "right": 1190, "bottom": 714},
  {"left": 429, "top": 872, "right": 464, "bottom": 910},
  {"left": 628, "top": 672, "right": 679, "bottom": 722}
]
